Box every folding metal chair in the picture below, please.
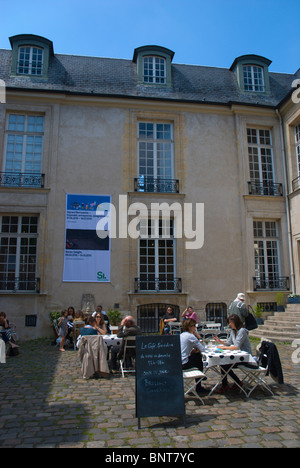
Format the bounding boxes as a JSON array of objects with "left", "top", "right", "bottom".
[
  {"left": 119, "top": 336, "right": 136, "bottom": 378},
  {"left": 200, "top": 328, "right": 220, "bottom": 339},
  {"left": 238, "top": 363, "right": 274, "bottom": 398},
  {"left": 182, "top": 367, "right": 207, "bottom": 405},
  {"left": 169, "top": 322, "right": 182, "bottom": 335}
]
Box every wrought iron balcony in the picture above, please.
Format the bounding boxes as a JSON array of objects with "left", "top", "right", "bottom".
[
  {"left": 292, "top": 176, "right": 300, "bottom": 192},
  {"left": 253, "top": 276, "right": 289, "bottom": 291},
  {"left": 248, "top": 181, "right": 283, "bottom": 196},
  {"left": 0, "top": 172, "right": 45, "bottom": 188},
  {"left": 134, "top": 276, "right": 182, "bottom": 293},
  {"left": 134, "top": 177, "right": 179, "bottom": 193},
  {"left": 0, "top": 276, "right": 40, "bottom": 293}
]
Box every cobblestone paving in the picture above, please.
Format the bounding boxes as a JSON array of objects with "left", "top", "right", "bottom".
[{"left": 0, "top": 339, "right": 299, "bottom": 448}]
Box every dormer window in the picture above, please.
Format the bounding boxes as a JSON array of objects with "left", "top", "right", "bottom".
[
  {"left": 143, "top": 56, "right": 166, "bottom": 84},
  {"left": 243, "top": 65, "right": 265, "bottom": 92},
  {"left": 9, "top": 34, "right": 53, "bottom": 79},
  {"left": 133, "top": 45, "right": 174, "bottom": 87},
  {"left": 17, "top": 46, "right": 44, "bottom": 75},
  {"left": 230, "top": 55, "right": 271, "bottom": 95}
]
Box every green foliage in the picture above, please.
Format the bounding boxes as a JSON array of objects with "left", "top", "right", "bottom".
[
  {"left": 254, "top": 304, "right": 264, "bottom": 318},
  {"left": 276, "top": 292, "right": 284, "bottom": 306},
  {"left": 49, "top": 310, "right": 61, "bottom": 324},
  {"left": 107, "top": 308, "right": 123, "bottom": 325}
]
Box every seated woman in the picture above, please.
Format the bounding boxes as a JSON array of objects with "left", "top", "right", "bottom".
[
  {"left": 180, "top": 318, "right": 208, "bottom": 394},
  {"left": 0, "top": 311, "right": 19, "bottom": 350},
  {"left": 80, "top": 316, "right": 99, "bottom": 336},
  {"left": 182, "top": 306, "right": 199, "bottom": 323},
  {"left": 94, "top": 311, "right": 107, "bottom": 335},
  {"left": 74, "top": 310, "right": 85, "bottom": 322},
  {"left": 213, "top": 313, "right": 257, "bottom": 393}
]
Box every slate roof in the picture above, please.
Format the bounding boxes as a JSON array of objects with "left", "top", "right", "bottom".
[{"left": 0, "top": 48, "right": 298, "bottom": 108}]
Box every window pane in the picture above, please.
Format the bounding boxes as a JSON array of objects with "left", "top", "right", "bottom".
[{"left": 8, "top": 114, "right": 25, "bottom": 132}]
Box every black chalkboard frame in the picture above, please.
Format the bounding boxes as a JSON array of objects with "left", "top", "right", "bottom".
[{"left": 135, "top": 334, "right": 186, "bottom": 429}]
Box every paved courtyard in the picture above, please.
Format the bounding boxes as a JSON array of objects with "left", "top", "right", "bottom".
[{"left": 0, "top": 338, "right": 300, "bottom": 449}]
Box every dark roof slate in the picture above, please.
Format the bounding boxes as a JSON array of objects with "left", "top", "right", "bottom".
[{"left": 0, "top": 48, "right": 297, "bottom": 107}]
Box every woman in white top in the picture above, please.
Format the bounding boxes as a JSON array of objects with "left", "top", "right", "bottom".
[{"left": 180, "top": 318, "right": 208, "bottom": 394}]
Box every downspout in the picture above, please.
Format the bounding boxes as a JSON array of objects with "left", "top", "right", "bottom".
[{"left": 276, "top": 108, "right": 295, "bottom": 294}]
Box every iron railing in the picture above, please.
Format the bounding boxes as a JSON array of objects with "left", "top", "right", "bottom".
[
  {"left": 134, "top": 276, "right": 182, "bottom": 293},
  {"left": 292, "top": 176, "right": 300, "bottom": 192},
  {"left": 134, "top": 177, "right": 179, "bottom": 193},
  {"left": 0, "top": 276, "right": 40, "bottom": 293},
  {"left": 253, "top": 276, "right": 289, "bottom": 291},
  {"left": 248, "top": 181, "right": 283, "bottom": 196},
  {"left": 0, "top": 172, "right": 45, "bottom": 188}
]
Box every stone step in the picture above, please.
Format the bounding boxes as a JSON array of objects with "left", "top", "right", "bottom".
[
  {"left": 267, "top": 316, "right": 300, "bottom": 325},
  {"left": 250, "top": 327, "right": 300, "bottom": 343},
  {"left": 260, "top": 321, "right": 300, "bottom": 333},
  {"left": 285, "top": 303, "right": 300, "bottom": 312},
  {"left": 270, "top": 312, "right": 300, "bottom": 321},
  {"left": 249, "top": 302, "right": 300, "bottom": 342}
]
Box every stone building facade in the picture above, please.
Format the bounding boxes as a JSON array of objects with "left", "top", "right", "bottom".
[{"left": 0, "top": 35, "right": 299, "bottom": 339}]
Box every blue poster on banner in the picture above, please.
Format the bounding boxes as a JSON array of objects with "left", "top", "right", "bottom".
[{"left": 63, "top": 194, "right": 111, "bottom": 282}]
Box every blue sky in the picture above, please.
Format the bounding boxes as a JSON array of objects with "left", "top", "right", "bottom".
[{"left": 0, "top": 0, "right": 299, "bottom": 74}]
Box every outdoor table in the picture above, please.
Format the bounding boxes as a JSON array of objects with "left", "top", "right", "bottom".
[
  {"left": 202, "top": 346, "right": 257, "bottom": 397},
  {"left": 102, "top": 334, "right": 123, "bottom": 348},
  {"left": 0, "top": 338, "right": 6, "bottom": 364}
]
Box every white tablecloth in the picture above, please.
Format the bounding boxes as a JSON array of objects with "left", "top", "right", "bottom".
[
  {"left": 102, "top": 335, "right": 123, "bottom": 347},
  {"left": 0, "top": 339, "right": 6, "bottom": 364},
  {"left": 202, "top": 347, "right": 258, "bottom": 396},
  {"left": 203, "top": 347, "right": 257, "bottom": 368}
]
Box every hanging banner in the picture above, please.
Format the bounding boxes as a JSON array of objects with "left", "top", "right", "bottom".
[{"left": 63, "top": 194, "right": 111, "bottom": 282}]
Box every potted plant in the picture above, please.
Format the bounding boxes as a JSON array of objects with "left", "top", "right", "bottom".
[
  {"left": 49, "top": 310, "right": 61, "bottom": 339},
  {"left": 107, "top": 308, "right": 123, "bottom": 334},
  {"left": 276, "top": 292, "right": 285, "bottom": 312},
  {"left": 288, "top": 294, "right": 300, "bottom": 304},
  {"left": 254, "top": 304, "right": 264, "bottom": 325}
]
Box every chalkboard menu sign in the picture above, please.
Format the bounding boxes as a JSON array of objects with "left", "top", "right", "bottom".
[{"left": 135, "top": 335, "right": 185, "bottom": 428}]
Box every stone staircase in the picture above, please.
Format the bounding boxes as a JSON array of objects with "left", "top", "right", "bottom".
[{"left": 250, "top": 303, "right": 300, "bottom": 343}]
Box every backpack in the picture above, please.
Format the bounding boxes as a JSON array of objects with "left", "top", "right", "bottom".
[{"left": 245, "top": 312, "right": 258, "bottom": 331}]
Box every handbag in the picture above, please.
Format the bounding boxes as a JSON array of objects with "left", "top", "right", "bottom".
[{"left": 245, "top": 312, "right": 258, "bottom": 331}]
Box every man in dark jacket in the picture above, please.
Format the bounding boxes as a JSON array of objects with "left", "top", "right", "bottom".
[{"left": 110, "top": 316, "right": 141, "bottom": 371}]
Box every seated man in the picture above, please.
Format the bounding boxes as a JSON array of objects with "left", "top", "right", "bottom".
[
  {"left": 80, "top": 316, "right": 98, "bottom": 336},
  {"left": 110, "top": 316, "right": 141, "bottom": 372},
  {"left": 163, "top": 306, "right": 178, "bottom": 334}
]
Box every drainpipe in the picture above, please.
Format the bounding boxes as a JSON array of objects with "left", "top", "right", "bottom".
[{"left": 276, "top": 109, "right": 296, "bottom": 294}]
